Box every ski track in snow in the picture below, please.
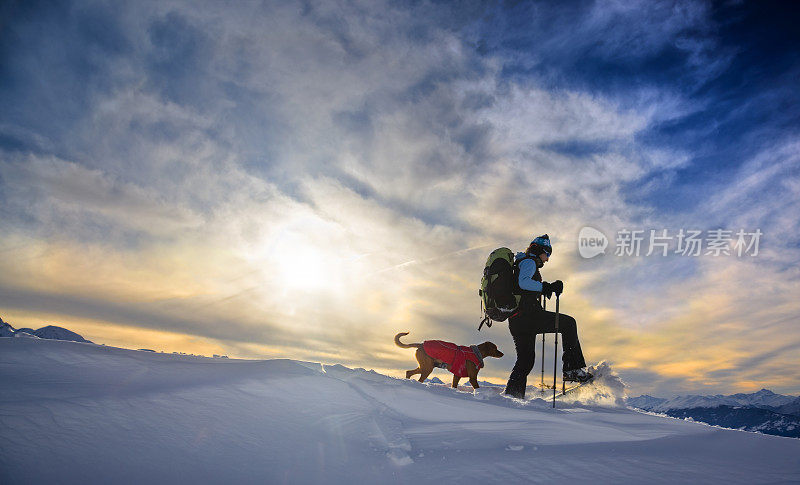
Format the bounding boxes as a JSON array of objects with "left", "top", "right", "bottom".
[{"left": 1, "top": 338, "right": 799, "bottom": 484}]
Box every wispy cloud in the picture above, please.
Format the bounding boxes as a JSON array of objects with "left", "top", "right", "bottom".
[{"left": 0, "top": 0, "right": 798, "bottom": 396}]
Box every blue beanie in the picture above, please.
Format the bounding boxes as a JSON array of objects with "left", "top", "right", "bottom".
[{"left": 529, "top": 234, "right": 552, "bottom": 256}]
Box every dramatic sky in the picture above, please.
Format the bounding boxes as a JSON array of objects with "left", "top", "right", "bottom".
[{"left": 1, "top": 0, "right": 798, "bottom": 397}]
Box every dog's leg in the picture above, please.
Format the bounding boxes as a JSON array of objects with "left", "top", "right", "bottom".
[
  {"left": 406, "top": 367, "right": 421, "bottom": 379},
  {"left": 452, "top": 375, "right": 461, "bottom": 389},
  {"left": 415, "top": 348, "right": 435, "bottom": 383},
  {"left": 467, "top": 361, "right": 480, "bottom": 389},
  {"left": 418, "top": 366, "right": 433, "bottom": 383}
]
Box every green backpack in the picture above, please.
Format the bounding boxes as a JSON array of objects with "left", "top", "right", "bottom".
[{"left": 478, "top": 247, "right": 522, "bottom": 330}]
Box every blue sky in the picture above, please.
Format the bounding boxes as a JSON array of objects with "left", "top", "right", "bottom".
[{"left": 1, "top": 0, "right": 798, "bottom": 396}]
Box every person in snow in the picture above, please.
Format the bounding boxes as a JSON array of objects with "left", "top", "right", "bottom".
[{"left": 504, "top": 235, "right": 592, "bottom": 399}]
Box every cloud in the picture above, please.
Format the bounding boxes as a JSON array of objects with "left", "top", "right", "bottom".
[
  {"left": 0, "top": 0, "right": 798, "bottom": 396},
  {"left": 0, "top": 154, "right": 203, "bottom": 239}
]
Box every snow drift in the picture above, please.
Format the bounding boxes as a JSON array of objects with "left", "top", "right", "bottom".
[{"left": 1, "top": 338, "right": 799, "bottom": 484}]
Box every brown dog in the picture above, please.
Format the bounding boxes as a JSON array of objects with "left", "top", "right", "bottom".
[{"left": 394, "top": 332, "right": 503, "bottom": 389}]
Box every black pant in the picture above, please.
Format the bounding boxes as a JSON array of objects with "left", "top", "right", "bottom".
[{"left": 504, "top": 307, "right": 586, "bottom": 398}]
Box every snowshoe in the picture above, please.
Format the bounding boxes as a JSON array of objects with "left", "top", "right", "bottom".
[{"left": 563, "top": 368, "right": 594, "bottom": 384}]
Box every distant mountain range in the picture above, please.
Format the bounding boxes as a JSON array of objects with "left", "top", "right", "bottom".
[
  {"left": 628, "top": 390, "right": 800, "bottom": 438},
  {"left": 0, "top": 316, "right": 92, "bottom": 343}
]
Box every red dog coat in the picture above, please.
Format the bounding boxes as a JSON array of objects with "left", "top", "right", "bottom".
[{"left": 423, "top": 340, "right": 483, "bottom": 378}]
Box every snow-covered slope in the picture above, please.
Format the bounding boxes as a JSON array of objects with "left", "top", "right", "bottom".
[
  {"left": 626, "top": 394, "right": 668, "bottom": 409},
  {"left": 729, "top": 389, "right": 798, "bottom": 409},
  {"left": 1, "top": 338, "right": 799, "bottom": 484},
  {"left": 779, "top": 397, "right": 800, "bottom": 416}
]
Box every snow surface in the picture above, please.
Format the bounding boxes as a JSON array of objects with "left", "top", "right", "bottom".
[{"left": 1, "top": 338, "right": 799, "bottom": 484}]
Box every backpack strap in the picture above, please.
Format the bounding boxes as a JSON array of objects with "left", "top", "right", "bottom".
[{"left": 512, "top": 254, "right": 531, "bottom": 290}]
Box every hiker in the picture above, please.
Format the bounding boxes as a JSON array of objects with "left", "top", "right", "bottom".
[{"left": 504, "top": 235, "right": 592, "bottom": 399}]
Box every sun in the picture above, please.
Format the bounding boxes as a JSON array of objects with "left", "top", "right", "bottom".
[
  {"left": 258, "top": 218, "right": 352, "bottom": 299},
  {"left": 273, "top": 243, "right": 329, "bottom": 292}
]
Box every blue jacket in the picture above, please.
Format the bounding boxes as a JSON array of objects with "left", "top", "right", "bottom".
[{"left": 515, "top": 252, "right": 543, "bottom": 293}]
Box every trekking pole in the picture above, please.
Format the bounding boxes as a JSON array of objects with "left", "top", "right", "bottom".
[
  {"left": 478, "top": 297, "right": 488, "bottom": 331},
  {"left": 541, "top": 297, "right": 546, "bottom": 388},
  {"left": 552, "top": 293, "right": 560, "bottom": 408}
]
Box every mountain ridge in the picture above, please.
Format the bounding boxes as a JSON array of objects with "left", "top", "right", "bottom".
[
  {"left": 627, "top": 390, "right": 800, "bottom": 438},
  {"left": 0, "top": 316, "right": 92, "bottom": 343}
]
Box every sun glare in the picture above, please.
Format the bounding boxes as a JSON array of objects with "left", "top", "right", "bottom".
[
  {"left": 275, "top": 244, "right": 328, "bottom": 292},
  {"left": 256, "top": 218, "right": 354, "bottom": 300}
]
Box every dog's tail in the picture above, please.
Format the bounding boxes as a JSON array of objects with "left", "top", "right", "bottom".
[{"left": 394, "top": 332, "right": 422, "bottom": 349}]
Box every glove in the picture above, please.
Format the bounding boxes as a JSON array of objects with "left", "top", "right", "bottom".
[
  {"left": 541, "top": 281, "right": 553, "bottom": 299},
  {"left": 542, "top": 280, "right": 563, "bottom": 299}
]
